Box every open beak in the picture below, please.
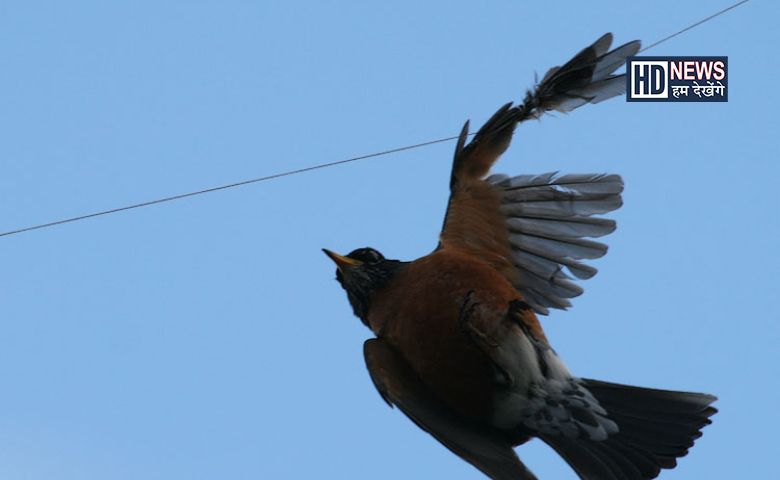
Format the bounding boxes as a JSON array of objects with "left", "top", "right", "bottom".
[{"left": 322, "top": 248, "right": 363, "bottom": 271}]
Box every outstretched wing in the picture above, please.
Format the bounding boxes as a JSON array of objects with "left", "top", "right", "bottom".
[
  {"left": 439, "top": 33, "right": 638, "bottom": 315},
  {"left": 363, "top": 338, "right": 538, "bottom": 480}
]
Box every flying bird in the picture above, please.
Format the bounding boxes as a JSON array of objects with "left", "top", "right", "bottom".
[{"left": 323, "top": 33, "right": 716, "bottom": 480}]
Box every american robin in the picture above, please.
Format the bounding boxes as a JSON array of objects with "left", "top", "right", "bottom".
[{"left": 323, "top": 33, "right": 716, "bottom": 480}]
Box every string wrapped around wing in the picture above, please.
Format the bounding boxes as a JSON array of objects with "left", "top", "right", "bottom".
[{"left": 439, "top": 33, "right": 638, "bottom": 315}]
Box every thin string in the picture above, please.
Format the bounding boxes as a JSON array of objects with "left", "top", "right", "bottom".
[
  {"left": 639, "top": 0, "right": 749, "bottom": 52},
  {"left": 0, "top": 0, "right": 750, "bottom": 239}
]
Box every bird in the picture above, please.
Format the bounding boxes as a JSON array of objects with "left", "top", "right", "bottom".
[{"left": 323, "top": 33, "right": 716, "bottom": 480}]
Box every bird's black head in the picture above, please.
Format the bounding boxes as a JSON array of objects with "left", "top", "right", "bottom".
[{"left": 323, "top": 247, "right": 404, "bottom": 325}]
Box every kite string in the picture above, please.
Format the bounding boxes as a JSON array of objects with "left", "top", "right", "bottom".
[{"left": 0, "top": 0, "right": 750, "bottom": 239}]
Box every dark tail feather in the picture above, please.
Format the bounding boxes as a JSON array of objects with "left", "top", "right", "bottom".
[
  {"left": 523, "top": 33, "right": 641, "bottom": 118},
  {"left": 448, "top": 34, "right": 640, "bottom": 185},
  {"left": 540, "top": 379, "right": 717, "bottom": 480}
]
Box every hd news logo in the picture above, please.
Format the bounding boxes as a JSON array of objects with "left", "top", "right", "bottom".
[{"left": 626, "top": 56, "right": 728, "bottom": 102}]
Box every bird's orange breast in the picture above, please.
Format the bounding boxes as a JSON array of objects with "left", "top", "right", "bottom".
[{"left": 367, "top": 248, "right": 528, "bottom": 420}]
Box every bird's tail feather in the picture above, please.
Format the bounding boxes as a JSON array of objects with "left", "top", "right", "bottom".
[{"left": 539, "top": 379, "right": 717, "bottom": 480}]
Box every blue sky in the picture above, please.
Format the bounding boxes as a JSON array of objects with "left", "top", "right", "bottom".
[{"left": 1, "top": 1, "right": 777, "bottom": 479}]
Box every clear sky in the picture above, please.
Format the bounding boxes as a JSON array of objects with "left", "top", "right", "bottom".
[{"left": 1, "top": 1, "right": 777, "bottom": 479}]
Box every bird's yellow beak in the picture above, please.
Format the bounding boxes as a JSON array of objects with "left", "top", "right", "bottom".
[{"left": 322, "top": 248, "right": 363, "bottom": 270}]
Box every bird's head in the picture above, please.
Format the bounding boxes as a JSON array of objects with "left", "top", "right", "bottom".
[{"left": 323, "top": 247, "right": 404, "bottom": 324}]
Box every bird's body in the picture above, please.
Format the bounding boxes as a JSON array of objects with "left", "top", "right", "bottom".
[
  {"left": 369, "top": 248, "right": 524, "bottom": 421},
  {"left": 324, "top": 33, "right": 716, "bottom": 480}
]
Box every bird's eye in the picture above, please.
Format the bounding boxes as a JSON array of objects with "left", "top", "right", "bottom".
[{"left": 364, "top": 249, "right": 384, "bottom": 264}]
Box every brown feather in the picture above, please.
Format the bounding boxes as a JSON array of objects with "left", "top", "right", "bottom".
[{"left": 368, "top": 249, "right": 547, "bottom": 419}]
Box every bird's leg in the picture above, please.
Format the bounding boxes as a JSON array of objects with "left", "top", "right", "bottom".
[
  {"left": 457, "top": 290, "right": 498, "bottom": 348},
  {"left": 457, "top": 291, "right": 514, "bottom": 389}
]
